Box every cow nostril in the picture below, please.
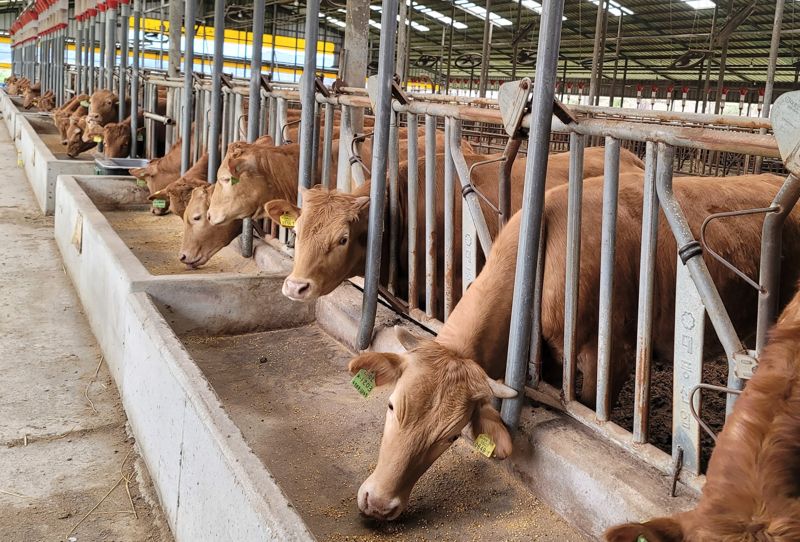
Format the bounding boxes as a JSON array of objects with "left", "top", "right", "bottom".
[
  {"left": 297, "top": 282, "right": 310, "bottom": 295},
  {"left": 179, "top": 254, "right": 187, "bottom": 262}
]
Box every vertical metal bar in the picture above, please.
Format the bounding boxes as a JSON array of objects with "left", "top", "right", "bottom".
[
  {"left": 528, "top": 219, "right": 546, "bottom": 388},
  {"left": 207, "top": 0, "right": 225, "bottom": 182},
  {"left": 88, "top": 14, "right": 96, "bottom": 93},
  {"left": 247, "top": 0, "right": 265, "bottom": 143},
  {"left": 297, "top": 0, "right": 320, "bottom": 199},
  {"left": 311, "top": 101, "right": 321, "bottom": 184},
  {"left": 105, "top": 4, "right": 116, "bottom": 90},
  {"left": 355, "top": 0, "right": 399, "bottom": 350},
  {"left": 444, "top": 117, "right": 456, "bottom": 319},
  {"left": 756, "top": 173, "right": 800, "bottom": 354},
  {"left": 275, "top": 97, "right": 286, "bottom": 145},
  {"left": 321, "top": 103, "right": 334, "bottom": 188},
  {"left": 632, "top": 141, "right": 658, "bottom": 444},
  {"left": 387, "top": 113, "right": 400, "bottom": 293},
  {"left": 407, "top": 113, "right": 419, "bottom": 310},
  {"left": 499, "top": 138, "right": 521, "bottom": 228},
  {"left": 478, "top": 0, "right": 492, "bottom": 97},
  {"left": 755, "top": 0, "right": 785, "bottom": 174},
  {"left": 424, "top": 113, "right": 438, "bottom": 319},
  {"left": 562, "top": 132, "right": 585, "bottom": 403},
  {"left": 130, "top": 0, "right": 141, "bottom": 158},
  {"left": 587, "top": 0, "right": 607, "bottom": 104},
  {"left": 119, "top": 2, "right": 129, "bottom": 120},
  {"left": 501, "top": 0, "right": 566, "bottom": 429},
  {"left": 655, "top": 142, "right": 746, "bottom": 415},
  {"left": 181, "top": 0, "right": 196, "bottom": 174},
  {"left": 595, "top": 137, "right": 621, "bottom": 421},
  {"left": 168, "top": 0, "right": 183, "bottom": 77}
]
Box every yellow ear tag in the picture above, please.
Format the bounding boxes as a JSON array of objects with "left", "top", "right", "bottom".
[
  {"left": 80, "top": 100, "right": 90, "bottom": 107},
  {"left": 351, "top": 369, "right": 375, "bottom": 398},
  {"left": 136, "top": 178, "right": 147, "bottom": 187},
  {"left": 92, "top": 135, "right": 102, "bottom": 143},
  {"left": 279, "top": 213, "right": 296, "bottom": 228},
  {"left": 474, "top": 434, "right": 496, "bottom": 458},
  {"left": 152, "top": 198, "right": 167, "bottom": 209},
  {"left": 230, "top": 177, "right": 240, "bottom": 185}
]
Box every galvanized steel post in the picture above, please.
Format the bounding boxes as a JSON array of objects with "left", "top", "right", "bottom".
[
  {"left": 355, "top": 0, "right": 399, "bottom": 350},
  {"left": 105, "top": 3, "right": 116, "bottom": 91},
  {"left": 297, "top": 0, "right": 321, "bottom": 198},
  {"left": 167, "top": 0, "right": 184, "bottom": 77},
  {"left": 478, "top": 0, "right": 492, "bottom": 98},
  {"left": 88, "top": 12, "right": 96, "bottom": 93},
  {"left": 424, "top": 114, "right": 438, "bottom": 318},
  {"left": 130, "top": 0, "right": 141, "bottom": 157},
  {"left": 500, "top": 0, "right": 565, "bottom": 429},
  {"left": 407, "top": 113, "right": 419, "bottom": 309},
  {"left": 207, "top": 0, "right": 225, "bottom": 182},
  {"left": 97, "top": 9, "right": 106, "bottom": 85},
  {"left": 180, "top": 0, "right": 196, "bottom": 174},
  {"left": 755, "top": 0, "right": 785, "bottom": 173},
  {"left": 119, "top": 1, "right": 129, "bottom": 120},
  {"left": 247, "top": 0, "right": 265, "bottom": 143}
]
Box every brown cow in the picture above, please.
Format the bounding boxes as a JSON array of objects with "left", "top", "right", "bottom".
[
  {"left": 179, "top": 183, "right": 243, "bottom": 268},
  {"left": 148, "top": 153, "right": 210, "bottom": 218},
  {"left": 604, "top": 290, "right": 800, "bottom": 542},
  {"left": 266, "top": 147, "right": 644, "bottom": 305},
  {"left": 6, "top": 77, "right": 30, "bottom": 96},
  {"left": 99, "top": 110, "right": 146, "bottom": 158},
  {"left": 86, "top": 89, "right": 119, "bottom": 127},
  {"left": 347, "top": 172, "right": 800, "bottom": 520},
  {"left": 65, "top": 115, "right": 97, "bottom": 158},
  {"left": 54, "top": 94, "right": 90, "bottom": 143},
  {"left": 22, "top": 82, "right": 40, "bottom": 109},
  {"left": 35, "top": 90, "right": 55, "bottom": 111},
  {"left": 129, "top": 137, "right": 195, "bottom": 214}
]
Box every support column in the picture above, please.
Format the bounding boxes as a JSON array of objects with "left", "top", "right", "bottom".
[
  {"left": 131, "top": 0, "right": 141, "bottom": 157},
  {"left": 477, "top": 0, "right": 492, "bottom": 98},
  {"left": 207, "top": 0, "right": 225, "bottom": 181},
  {"left": 755, "top": 0, "right": 785, "bottom": 173},
  {"left": 297, "top": 0, "right": 320, "bottom": 195},
  {"left": 247, "top": 0, "right": 265, "bottom": 143},
  {"left": 105, "top": 3, "right": 117, "bottom": 91},
  {"left": 588, "top": 0, "right": 607, "bottom": 104},
  {"left": 119, "top": 1, "right": 130, "bottom": 119},
  {"left": 180, "top": 0, "right": 196, "bottom": 174},
  {"left": 168, "top": 0, "right": 183, "bottom": 77}
]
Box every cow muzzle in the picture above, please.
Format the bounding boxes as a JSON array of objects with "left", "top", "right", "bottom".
[
  {"left": 357, "top": 481, "right": 405, "bottom": 521},
  {"left": 282, "top": 277, "right": 315, "bottom": 301}
]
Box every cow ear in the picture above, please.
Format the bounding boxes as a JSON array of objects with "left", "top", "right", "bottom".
[
  {"left": 265, "top": 199, "right": 300, "bottom": 227},
  {"left": 348, "top": 352, "right": 404, "bottom": 387},
  {"left": 353, "top": 196, "right": 370, "bottom": 217},
  {"left": 395, "top": 326, "right": 423, "bottom": 351},
  {"left": 148, "top": 189, "right": 165, "bottom": 202},
  {"left": 470, "top": 402, "right": 513, "bottom": 459},
  {"left": 228, "top": 153, "right": 257, "bottom": 176}
]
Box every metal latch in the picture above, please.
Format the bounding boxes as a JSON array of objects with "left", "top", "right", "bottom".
[
  {"left": 733, "top": 350, "right": 758, "bottom": 380},
  {"left": 498, "top": 78, "right": 531, "bottom": 139}
]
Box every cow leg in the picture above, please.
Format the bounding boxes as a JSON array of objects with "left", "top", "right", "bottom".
[{"left": 577, "top": 340, "right": 598, "bottom": 407}]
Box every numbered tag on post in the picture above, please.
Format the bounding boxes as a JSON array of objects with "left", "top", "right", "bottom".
[
  {"left": 280, "top": 213, "right": 296, "bottom": 228},
  {"left": 351, "top": 369, "right": 375, "bottom": 398},
  {"left": 474, "top": 434, "right": 496, "bottom": 458},
  {"left": 152, "top": 198, "right": 167, "bottom": 209}
]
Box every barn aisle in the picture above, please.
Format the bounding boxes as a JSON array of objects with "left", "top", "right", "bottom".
[{"left": 0, "top": 120, "right": 171, "bottom": 541}]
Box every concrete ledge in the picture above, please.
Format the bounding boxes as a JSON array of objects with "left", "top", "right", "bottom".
[{"left": 0, "top": 91, "right": 95, "bottom": 215}]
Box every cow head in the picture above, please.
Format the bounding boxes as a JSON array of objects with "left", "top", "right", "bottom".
[
  {"left": 265, "top": 186, "right": 370, "bottom": 301},
  {"left": 22, "top": 83, "right": 40, "bottom": 109},
  {"left": 81, "top": 120, "right": 105, "bottom": 143},
  {"left": 88, "top": 89, "right": 119, "bottom": 126},
  {"left": 36, "top": 91, "right": 55, "bottom": 111},
  {"left": 150, "top": 175, "right": 208, "bottom": 219},
  {"left": 66, "top": 118, "right": 97, "bottom": 158},
  {"left": 207, "top": 141, "right": 267, "bottom": 225},
  {"left": 180, "top": 184, "right": 242, "bottom": 268},
  {"left": 349, "top": 327, "right": 516, "bottom": 520},
  {"left": 102, "top": 119, "right": 141, "bottom": 158}
]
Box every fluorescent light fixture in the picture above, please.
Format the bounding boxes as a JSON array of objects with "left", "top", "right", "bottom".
[
  {"left": 684, "top": 0, "right": 715, "bottom": 8},
  {"left": 324, "top": 15, "right": 346, "bottom": 28},
  {"left": 511, "top": 0, "right": 568, "bottom": 21},
  {"left": 588, "top": 0, "right": 633, "bottom": 17},
  {"left": 369, "top": 5, "right": 431, "bottom": 32},
  {"left": 453, "top": 0, "right": 513, "bottom": 26}
]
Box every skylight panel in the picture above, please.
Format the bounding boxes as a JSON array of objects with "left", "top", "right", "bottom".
[
  {"left": 406, "top": 1, "right": 469, "bottom": 30},
  {"left": 453, "top": 0, "right": 513, "bottom": 26},
  {"left": 324, "top": 15, "right": 346, "bottom": 28},
  {"left": 684, "top": 0, "right": 715, "bottom": 9},
  {"left": 588, "top": 0, "right": 634, "bottom": 17},
  {"left": 370, "top": 5, "right": 431, "bottom": 32},
  {"left": 511, "top": 0, "right": 568, "bottom": 21}
]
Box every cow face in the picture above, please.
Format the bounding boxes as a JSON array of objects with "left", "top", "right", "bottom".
[
  {"left": 180, "top": 184, "right": 242, "bottom": 268},
  {"left": 349, "top": 328, "right": 516, "bottom": 520},
  {"left": 102, "top": 121, "right": 137, "bottom": 158},
  {"left": 265, "top": 186, "right": 370, "bottom": 301},
  {"left": 81, "top": 120, "right": 105, "bottom": 143},
  {"left": 65, "top": 120, "right": 97, "bottom": 158},
  {"left": 207, "top": 142, "right": 267, "bottom": 225},
  {"left": 150, "top": 176, "right": 208, "bottom": 219},
  {"left": 88, "top": 89, "right": 119, "bottom": 125}
]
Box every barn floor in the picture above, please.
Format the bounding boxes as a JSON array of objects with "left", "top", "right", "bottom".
[
  {"left": 184, "top": 325, "right": 585, "bottom": 541},
  {"left": 0, "top": 121, "right": 172, "bottom": 540},
  {"left": 103, "top": 209, "right": 260, "bottom": 275}
]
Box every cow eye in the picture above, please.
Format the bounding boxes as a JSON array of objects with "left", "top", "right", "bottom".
[
  {"left": 338, "top": 235, "right": 348, "bottom": 246},
  {"left": 192, "top": 215, "right": 201, "bottom": 222}
]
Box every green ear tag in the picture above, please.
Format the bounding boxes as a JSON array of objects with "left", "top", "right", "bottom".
[
  {"left": 152, "top": 198, "right": 167, "bottom": 209},
  {"left": 279, "top": 213, "right": 296, "bottom": 228},
  {"left": 636, "top": 537, "right": 648, "bottom": 542},
  {"left": 230, "top": 177, "right": 240, "bottom": 185},
  {"left": 474, "top": 434, "right": 496, "bottom": 458},
  {"left": 80, "top": 100, "right": 90, "bottom": 107},
  {"left": 351, "top": 369, "right": 375, "bottom": 398},
  {"left": 136, "top": 178, "right": 147, "bottom": 187}
]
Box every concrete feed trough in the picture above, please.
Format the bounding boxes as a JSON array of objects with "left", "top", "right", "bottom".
[
  {"left": 53, "top": 173, "right": 696, "bottom": 540},
  {"left": 1, "top": 90, "right": 95, "bottom": 215}
]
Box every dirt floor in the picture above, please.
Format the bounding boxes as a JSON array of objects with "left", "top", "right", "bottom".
[
  {"left": 20, "top": 110, "right": 97, "bottom": 161},
  {"left": 103, "top": 209, "right": 260, "bottom": 276},
  {"left": 0, "top": 119, "right": 172, "bottom": 541},
  {"left": 185, "top": 325, "right": 584, "bottom": 542}
]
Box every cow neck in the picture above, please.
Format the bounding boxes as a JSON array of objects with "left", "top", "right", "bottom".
[
  {"left": 349, "top": 179, "right": 393, "bottom": 287},
  {"left": 260, "top": 146, "right": 300, "bottom": 203},
  {"left": 434, "top": 216, "right": 521, "bottom": 379}
]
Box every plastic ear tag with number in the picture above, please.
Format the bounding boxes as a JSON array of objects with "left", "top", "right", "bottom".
[
  {"left": 80, "top": 100, "right": 90, "bottom": 108},
  {"left": 137, "top": 133, "right": 144, "bottom": 141},
  {"left": 136, "top": 178, "right": 147, "bottom": 187},
  {"left": 152, "top": 198, "right": 167, "bottom": 209},
  {"left": 92, "top": 135, "right": 102, "bottom": 143},
  {"left": 230, "top": 177, "right": 240, "bottom": 185},
  {"left": 637, "top": 537, "right": 648, "bottom": 542},
  {"left": 351, "top": 369, "right": 375, "bottom": 398},
  {"left": 474, "top": 434, "right": 496, "bottom": 458},
  {"left": 280, "top": 213, "right": 296, "bottom": 228}
]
